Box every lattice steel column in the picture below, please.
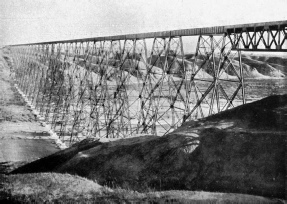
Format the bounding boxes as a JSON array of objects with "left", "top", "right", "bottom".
[{"left": 184, "top": 33, "right": 246, "bottom": 122}]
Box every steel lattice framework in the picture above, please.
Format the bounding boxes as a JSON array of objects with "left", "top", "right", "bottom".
[{"left": 9, "top": 20, "right": 287, "bottom": 144}]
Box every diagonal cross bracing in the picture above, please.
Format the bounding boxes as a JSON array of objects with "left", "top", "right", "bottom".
[{"left": 8, "top": 20, "right": 287, "bottom": 145}]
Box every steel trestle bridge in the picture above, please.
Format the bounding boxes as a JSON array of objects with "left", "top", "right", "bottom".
[{"left": 9, "top": 20, "right": 287, "bottom": 144}]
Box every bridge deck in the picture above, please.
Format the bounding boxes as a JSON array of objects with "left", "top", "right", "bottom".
[{"left": 11, "top": 20, "right": 287, "bottom": 46}]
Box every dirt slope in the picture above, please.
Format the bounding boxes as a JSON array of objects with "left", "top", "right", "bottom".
[
  {"left": 186, "top": 54, "right": 287, "bottom": 78},
  {"left": 239, "top": 57, "right": 285, "bottom": 78},
  {"left": 12, "top": 94, "right": 287, "bottom": 198}
]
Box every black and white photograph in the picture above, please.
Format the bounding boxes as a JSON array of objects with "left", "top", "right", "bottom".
[{"left": 0, "top": 0, "right": 287, "bottom": 203}]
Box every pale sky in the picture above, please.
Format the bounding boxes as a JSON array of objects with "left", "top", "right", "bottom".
[{"left": 1, "top": 0, "right": 287, "bottom": 46}]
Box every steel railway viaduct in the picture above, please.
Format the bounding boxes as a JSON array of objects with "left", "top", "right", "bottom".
[{"left": 9, "top": 20, "right": 287, "bottom": 144}]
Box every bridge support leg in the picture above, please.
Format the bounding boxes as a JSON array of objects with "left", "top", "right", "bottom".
[
  {"left": 238, "top": 49, "right": 246, "bottom": 104},
  {"left": 137, "top": 36, "right": 187, "bottom": 135},
  {"left": 184, "top": 33, "right": 246, "bottom": 122},
  {"left": 10, "top": 31, "right": 247, "bottom": 144}
]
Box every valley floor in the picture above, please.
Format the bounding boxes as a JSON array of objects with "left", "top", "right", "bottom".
[{"left": 0, "top": 50, "right": 59, "bottom": 174}]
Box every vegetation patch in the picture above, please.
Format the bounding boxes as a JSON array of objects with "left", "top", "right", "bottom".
[
  {"left": 1, "top": 173, "right": 284, "bottom": 204},
  {"left": 0, "top": 173, "right": 110, "bottom": 203}
]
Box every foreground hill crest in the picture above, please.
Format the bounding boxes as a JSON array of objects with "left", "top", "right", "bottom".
[{"left": 12, "top": 94, "right": 287, "bottom": 199}]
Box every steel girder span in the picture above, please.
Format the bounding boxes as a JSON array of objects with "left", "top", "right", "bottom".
[{"left": 9, "top": 20, "right": 287, "bottom": 144}]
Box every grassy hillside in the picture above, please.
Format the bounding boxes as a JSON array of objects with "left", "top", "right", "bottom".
[
  {"left": 11, "top": 94, "right": 287, "bottom": 199},
  {"left": 2, "top": 173, "right": 283, "bottom": 203}
]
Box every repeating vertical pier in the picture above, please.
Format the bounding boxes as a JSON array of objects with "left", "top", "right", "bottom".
[{"left": 8, "top": 20, "right": 287, "bottom": 144}]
